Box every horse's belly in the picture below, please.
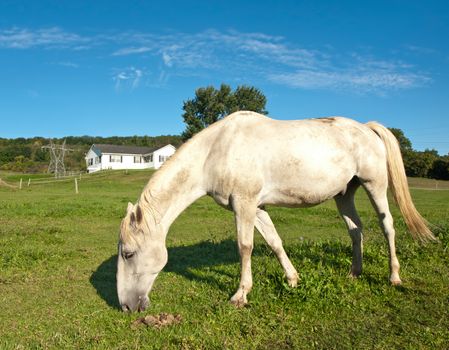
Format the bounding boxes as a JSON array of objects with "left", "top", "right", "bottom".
[
  {"left": 260, "top": 153, "right": 355, "bottom": 207},
  {"left": 260, "top": 177, "right": 349, "bottom": 207},
  {"left": 260, "top": 188, "right": 335, "bottom": 207}
]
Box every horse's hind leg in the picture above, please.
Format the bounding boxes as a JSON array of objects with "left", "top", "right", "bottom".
[
  {"left": 334, "top": 180, "right": 363, "bottom": 278},
  {"left": 230, "top": 195, "right": 257, "bottom": 307},
  {"left": 363, "top": 180, "right": 401, "bottom": 285},
  {"left": 255, "top": 208, "right": 299, "bottom": 287}
]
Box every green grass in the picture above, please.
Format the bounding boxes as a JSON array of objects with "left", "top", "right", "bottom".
[
  {"left": 0, "top": 170, "right": 448, "bottom": 349},
  {"left": 408, "top": 177, "right": 449, "bottom": 190}
]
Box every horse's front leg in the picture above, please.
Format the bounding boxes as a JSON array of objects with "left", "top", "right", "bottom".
[{"left": 230, "top": 196, "right": 257, "bottom": 307}]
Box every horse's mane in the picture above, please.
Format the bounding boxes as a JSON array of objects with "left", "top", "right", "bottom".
[{"left": 121, "top": 112, "right": 253, "bottom": 244}]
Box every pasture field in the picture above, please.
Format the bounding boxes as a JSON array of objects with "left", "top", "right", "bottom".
[{"left": 0, "top": 170, "right": 448, "bottom": 349}]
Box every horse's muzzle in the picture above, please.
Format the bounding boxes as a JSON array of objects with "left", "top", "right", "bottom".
[{"left": 121, "top": 296, "right": 149, "bottom": 312}]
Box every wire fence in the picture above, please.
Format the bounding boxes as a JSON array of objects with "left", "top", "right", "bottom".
[
  {"left": 1, "top": 170, "right": 449, "bottom": 193},
  {"left": 24, "top": 173, "right": 84, "bottom": 185},
  {"left": 0, "top": 168, "right": 151, "bottom": 193},
  {"left": 0, "top": 171, "right": 87, "bottom": 192}
]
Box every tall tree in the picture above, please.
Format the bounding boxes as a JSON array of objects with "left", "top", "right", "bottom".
[
  {"left": 181, "top": 84, "right": 267, "bottom": 140},
  {"left": 228, "top": 85, "right": 268, "bottom": 115},
  {"left": 405, "top": 149, "right": 439, "bottom": 178},
  {"left": 429, "top": 158, "right": 449, "bottom": 180},
  {"left": 389, "top": 128, "right": 412, "bottom": 153}
]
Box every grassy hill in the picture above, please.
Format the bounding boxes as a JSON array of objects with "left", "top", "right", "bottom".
[{"left": 0, "top": 170, "right": 448, "bottom": 349}]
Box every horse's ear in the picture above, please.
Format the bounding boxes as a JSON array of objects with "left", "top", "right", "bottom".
[
  {"left": 127, "top": 202, "right": 137, "bottom": 227},
  {"left": 130, "top": 212, "right": 136, "bottom": 224},
  {"left": 135, "top": 205, "right": 142, "bottom": 224}
]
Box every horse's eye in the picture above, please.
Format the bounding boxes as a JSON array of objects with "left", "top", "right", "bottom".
[{"left": 123, "top": 251, "right": 135, "bottom": 260}]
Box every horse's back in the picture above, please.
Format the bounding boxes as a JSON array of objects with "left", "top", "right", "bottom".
[
  {"left": 212, "top": 112, "right": 385, "bottom": 174},
  {"left": 202, "top": 112, "right": 386, "bottom": 206}
]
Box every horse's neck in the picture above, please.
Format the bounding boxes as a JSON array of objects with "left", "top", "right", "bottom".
[{"left": 139, "top": 155, "right": 206, "bottom": 233}]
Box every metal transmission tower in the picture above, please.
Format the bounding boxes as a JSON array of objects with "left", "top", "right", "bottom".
[{"left": 42, "top": 140, "right": 73, "bottom": 178}]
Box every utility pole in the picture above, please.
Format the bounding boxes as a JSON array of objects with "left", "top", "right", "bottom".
[{"left": 42, "top": 140, "right": 73, "bottom": 178}]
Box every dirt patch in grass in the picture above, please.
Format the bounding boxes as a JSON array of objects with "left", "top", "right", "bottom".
[
  {"left": 0, "top": 178, "right": 17, "bottom": 189},
  {"left": 132, "top": 313, "right": 182, "bottom": 329}
]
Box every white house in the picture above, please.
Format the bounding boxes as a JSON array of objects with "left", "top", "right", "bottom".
[{"left": 85, "top": 144, "right": 176, "bottom": 173}]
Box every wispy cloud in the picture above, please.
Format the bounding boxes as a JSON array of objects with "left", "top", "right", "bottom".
[
  {"left": 110, "top": 29, "right": 429, "bottom": 92},
  {"left": 0, "top": 26, "right": 431, "bottom": 93},
  {"left": 112, "top": 46, "right": 152, "bottom": 56},
  {"left": 269, "top": 55, "right": 430, "bottom": 92},
  {"left": 269, "top": 69, "right": 428, "bottom": 92},
  {"left": 0, "top": 27, "right": 89, "bottom": 49},
  {"left": 55, "top": 61, "right": 79, "bottom": 68},
  {"left": 112, "top": 67, "right": 144, "bottom": 91},
  {"left": 403, "top": 44, "right": 436, "bottom": 55}
]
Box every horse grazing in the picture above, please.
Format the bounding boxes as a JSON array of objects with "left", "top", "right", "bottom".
[{"left": 117, "top": 111, "right": 435, "bottom": 312}]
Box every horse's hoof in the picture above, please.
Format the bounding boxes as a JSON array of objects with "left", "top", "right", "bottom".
[
  {"left": 230, "top": 298, "right": 247, "bottom": 308},
  {"left": 230, "top": 293, "right": 247, "bottom": 308},
  {"left": 348, "top": 269, "right": 362, "bottom": 279},
  {"left": 287, "top": 274, "right": 299, "bottom": 287},
  {"left": 390, "top": 279, "right": 402, "bottom": 286}
]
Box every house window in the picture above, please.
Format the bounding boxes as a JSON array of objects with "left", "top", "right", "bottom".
[
  {"left": 134, "top": 156, "right": 142, "bottom": 163},
  {"left": 95, "top": 157, "right": 100, "bottom": 164},
  {"left": 88, "top": 158, "right": 93, "bottom": 166},
  {"left": 144, "top": 154, "right": 153, "bottom": 163},
  {"left": 110, "top": 155, "right": 122, "bottom": 163}
]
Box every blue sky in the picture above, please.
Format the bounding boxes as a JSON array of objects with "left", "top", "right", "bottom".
[{"left": 1, "top": 0, "right": 448, "bottom": 154}]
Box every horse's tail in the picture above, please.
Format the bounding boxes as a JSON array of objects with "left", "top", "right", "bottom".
[{"left": 366, "top": 122, "right": 436, "bottom": 242}]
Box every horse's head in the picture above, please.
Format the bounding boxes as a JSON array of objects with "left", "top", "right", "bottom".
[{"left": 116, "top": 202, "right": 167, "bottom": 312}]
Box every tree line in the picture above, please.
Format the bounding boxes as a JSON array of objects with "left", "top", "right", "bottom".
[
  {"left": 389, "top": 129, "right": 449, "bottom": 180},
  {"left": 0, "top": 135, "right": 182, "bottom": 173},
  {"left": 1, "top": 84, "right": 447, "bottom": 179}
]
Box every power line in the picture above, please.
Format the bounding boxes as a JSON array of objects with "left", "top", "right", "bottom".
[{"left": 42, "top": 139, "right": 73, "bottom": 178}]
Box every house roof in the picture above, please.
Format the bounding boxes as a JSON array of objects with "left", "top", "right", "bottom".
[{"left": 92, "top": 144, "right": 161, "bottom": 155}]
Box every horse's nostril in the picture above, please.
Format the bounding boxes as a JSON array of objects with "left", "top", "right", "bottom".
[
  {"left": 121, "top": 304, "right": 131, "bottom": 312},
  {"left": 138, "top": 298, "right": 149, "bottom": 312}
]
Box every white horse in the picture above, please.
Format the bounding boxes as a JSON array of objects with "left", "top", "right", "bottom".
[{"left": 117, "top": 111, "right": 434, "bottom": 312}]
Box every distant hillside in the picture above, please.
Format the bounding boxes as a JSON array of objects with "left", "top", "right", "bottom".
[
  {"left": 1, "top": 131, "right": 448, "bottom": 180},
  {"left": 0, "top": 135, "right": 183, "bottom": 173}
]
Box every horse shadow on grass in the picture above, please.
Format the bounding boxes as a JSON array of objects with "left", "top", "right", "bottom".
[
  {"left": 90, "top": 255, "right": 120, "bottom": 309},
  {"left": 90, "top": 239, "right": 240, "bottom": 309},
  {"left": 90, "top": 238, "right": 371, "bottom": 309}
]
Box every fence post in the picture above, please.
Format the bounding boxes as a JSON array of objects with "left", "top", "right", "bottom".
[
  {"left": 28, "top": 178, "right": 31, "bottom": 187},
  {"left": 75, "top": 178, "right": 79, "bottom": 194},
  {"left": 19, "top": 178, "right": 22, "bottom": 190}
]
